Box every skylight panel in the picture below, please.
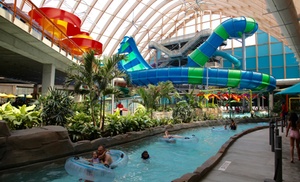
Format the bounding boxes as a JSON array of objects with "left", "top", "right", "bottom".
[
  {"left": 60, "top": 2, "right": 73, "bottom": 12},
  {"left": 104, "top": 38, "right": 118, "bottom": 55},
  {"left": 93, "top": 12, "right": 110, "bottom": 34},
  {"left": 87, "top": 8, "right": 100, "bottom": 24},
  {"left": 104, "top": 16, "right": 121, "bottom": 37},
  {"left": 106, "top": 0, "right": 120, "bottom": 13},
  {"left": 155, "top": 0, "right": 171, "bottom": 14}
]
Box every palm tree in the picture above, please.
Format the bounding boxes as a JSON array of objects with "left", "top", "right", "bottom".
[
  {"left": 133, "top": 81, "right": 179, "bottom": 119},
  {"left": 157, "top": 81, "right": 180, "bottom": 110},
  {"left": 65, "top": 50, "right": 126, "bottom": 129},
  {"left": 65, "top": 50, "right": 100, "bottom": 126},
  {"left": 94, "top": 54, "right": 127, "bottom": 130}
]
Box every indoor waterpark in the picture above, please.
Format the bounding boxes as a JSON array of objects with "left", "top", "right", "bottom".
[{"left": 0, "top": 0, "right": 300, "bottom": 182}]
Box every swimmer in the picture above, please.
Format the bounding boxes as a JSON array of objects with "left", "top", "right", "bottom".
[
  {"left": 141, "top": 151, "right": 150, "bottom": 160},
  {"left": 163, "top": 130, "right": 183, "bottom": 138},
  {"left": 229, "top": 119, "right": 237, "bottom": 130},
  {"left": 224, "top": 124, "right": 227, "bottom": 130}
]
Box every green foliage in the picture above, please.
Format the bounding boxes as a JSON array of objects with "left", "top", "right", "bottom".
[
  {"left": 66, "top": 51, "right": 126, "bottom": 129},
  {"left": 40, "top": 87, "right": 74, "bottom": 126},
  {"left": 207, "top": 103, "right": 217, "bottom": 108},
  {"left": 72, "top": 102, "right": 90, "bottom": 113},
  {"left": 66, "top": 111, "right": 101, "bottom": 142},
  {"left": 157, "top": 106, "right": 173, "bottom": 112},
  {"left": 273, "top": 100, "right": 283, "bottom": 114},
  {"left": 202, "top": 112, "right": 217, "bottom": 120},
  {"left": 104, "top": 107, "right": 152, "bottom": 136},
  {"left": 134, "top": 104, "right": 147, "bottom": 114},
  {"left": 0, "top": 102, "right": 41, "bottom": 130},
  {"left": 184, "top": 87, "right": 199, "bottom": 108},
  {"left": 172, "top": 100, "right": 194, "bottom": 123},
  {"left": 132, "top": 81, "right": 179, "bottom": 118},
  {"left": 157, "top": 117, "right": 175, "bottom": 125}
]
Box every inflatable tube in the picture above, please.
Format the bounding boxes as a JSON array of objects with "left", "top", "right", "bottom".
[
  {"left": 160, "top": 135, "right": 199, "bottom": 143},
  {"left": 160, "top": 137, "right": 177, "bottom": 143},
  {"left": 175, "top": 135, "right": 199, "bottom": 143},
  {"left": 64, "top": 150, "right": 128, "bottom": 182},
  {"left": 109, "top": 149, "right": 128, "bottom": 169},
  {"left": 211, "top": 128, "right": 229, "bottom": 132}
]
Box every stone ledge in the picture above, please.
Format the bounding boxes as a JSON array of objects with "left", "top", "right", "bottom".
[{"left": 0, "top": 121, "right": 10, "bottom": 137}]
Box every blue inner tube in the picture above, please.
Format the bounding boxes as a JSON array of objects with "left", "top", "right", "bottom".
[
  {"left": 64, "top": 150, "right": 128, "bottom": 182},
  {"left": 160, "top": 135, "right": 199, "bottom": 143},
  {"left": 211, "top": 128, "right": 230, "bottom": 132}
]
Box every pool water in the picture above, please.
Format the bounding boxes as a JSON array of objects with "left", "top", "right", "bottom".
[{"left": 1, "top": 122, "right": 268, "bottom": 182}]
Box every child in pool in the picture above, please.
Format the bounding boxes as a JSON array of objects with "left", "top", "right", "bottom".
[{"left": 88, "top": 151, "right": 100, "bottom": 163}]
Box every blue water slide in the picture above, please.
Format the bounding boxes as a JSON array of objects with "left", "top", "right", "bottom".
[{"left": 117, "top": 17, "right": 276, "bottom": 92}]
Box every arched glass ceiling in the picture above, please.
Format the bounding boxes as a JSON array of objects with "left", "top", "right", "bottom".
[{"left": 8, "top": 0, "right": 300, "bottom": 61}]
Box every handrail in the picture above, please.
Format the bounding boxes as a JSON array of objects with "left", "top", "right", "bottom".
[{"left": 1, "top": 0, "right": 84, "bottom": 61}]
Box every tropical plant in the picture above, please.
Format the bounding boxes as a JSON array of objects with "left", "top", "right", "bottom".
[
  {"left": 66, "top": 50, "right": 126, "bottom": 130},
  {"left": 0, "top": 102, "right": 41, "bottom": 130},
  {"left": 172, "top": 100, "right": 194, "bottom": 123},
  {"left": 65, "top": 50, "right": 100, "bottom": 126},
  {"left": 66, "top": 111, "right": 101, "bottom": 142},
  {"left": 95, "top": 54, "right": 127, "bottom": 130},
  {"left": 104, "top": 104, "right": 153, "bottom": 136},
  {"left": 184, "top": 87, "right": 199, "bottom": 108},
  {"left": 132, "top": 81, "right": 179, "bottom": 118},
  {"left": 157, "top": 81, "right": 180, "bottom": 110},
  {"left": 40, "top": 87, "right": 74, "bottom": 126}
]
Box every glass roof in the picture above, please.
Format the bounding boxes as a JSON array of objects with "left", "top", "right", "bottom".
[{"left": 5, "top": 0, "right": 300, "bottom": 61}]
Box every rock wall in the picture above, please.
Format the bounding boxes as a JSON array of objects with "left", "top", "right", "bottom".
[{"left": 0, "top": 118, "right": 271, "bottom": 171}]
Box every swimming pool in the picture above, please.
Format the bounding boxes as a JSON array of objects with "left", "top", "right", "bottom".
[{"left": 0, "top": 122, "right": 268, "bottom": 182}]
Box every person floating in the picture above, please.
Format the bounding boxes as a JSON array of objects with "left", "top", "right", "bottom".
[
  {"left": 97, "top": 145, "right": 112, "bottom": 167},
  {"left": 141, "top": 151, "right": 150, "bottom": 160},
  {"left": 286, "top": 112, "right": 300, "bottom": 163},
  {"left": 163, "top": 130, "right": 183, "bottom": 139},
  {"left": 229, "top": 119, "right": 237, "bottom": 130}
]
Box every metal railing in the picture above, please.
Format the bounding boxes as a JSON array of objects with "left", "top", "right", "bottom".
[
  {"left": 0, "top": 0, "right": 84, "bottom": 62},
  {"left": 266, "top": 118, "right": 282, "bottom": 182}
]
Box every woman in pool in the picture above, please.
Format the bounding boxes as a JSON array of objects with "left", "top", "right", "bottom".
[
  {"left": 229, "top": 119, "right": 237, "bottom": 130},
  {"left": 163, "top": 130, "right": 183, "bottom": 138}
]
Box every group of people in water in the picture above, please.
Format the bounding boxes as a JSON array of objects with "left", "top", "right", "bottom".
[
  {"left": 82, "top": 145, "right": 113, "bottom": 182},
  {"left": 88, "top": 120, "right": 237, "bottom": 164},
  {"left": 87, "top": 145, "right": 113, "bottom": 167},
  {"left": 142, "top": 120, "right": 237, "bottom": 159}
]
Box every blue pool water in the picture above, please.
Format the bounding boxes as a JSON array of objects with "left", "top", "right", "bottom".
[{"left": 1, "top": 122, "right": 268, "bottom": 182}]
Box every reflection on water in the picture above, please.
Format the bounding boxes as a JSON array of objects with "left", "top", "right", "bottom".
[{"left": 1, "top": 122, "right": 268, "bottom": 182}]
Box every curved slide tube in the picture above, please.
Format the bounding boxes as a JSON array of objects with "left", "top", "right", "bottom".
[
  {"left": 213, "top": 50, "right": 241, "bottom": 69},
  {"left": 187, "top": 16, "right": 258, "bottom": 67},
  {"left": 117, "top": 17, "right": 276, "bottom": 92}
]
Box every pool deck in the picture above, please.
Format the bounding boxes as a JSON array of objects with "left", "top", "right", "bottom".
[{"left": 201, "top": 128, "right": 300, "bottom": 182}]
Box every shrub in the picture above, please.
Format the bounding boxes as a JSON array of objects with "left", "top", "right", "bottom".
[
  {"left": 172, "top": 100, "right": 194, "bottom": 123},
  {"left": 0, "top": 102, "right": 41, "bottom": 130},
  {"left": 40, "top": 87, "right": 74, "bottom": 126},
  {"left": 66, "top": 111, "right": 101, "bottom": 142}
]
